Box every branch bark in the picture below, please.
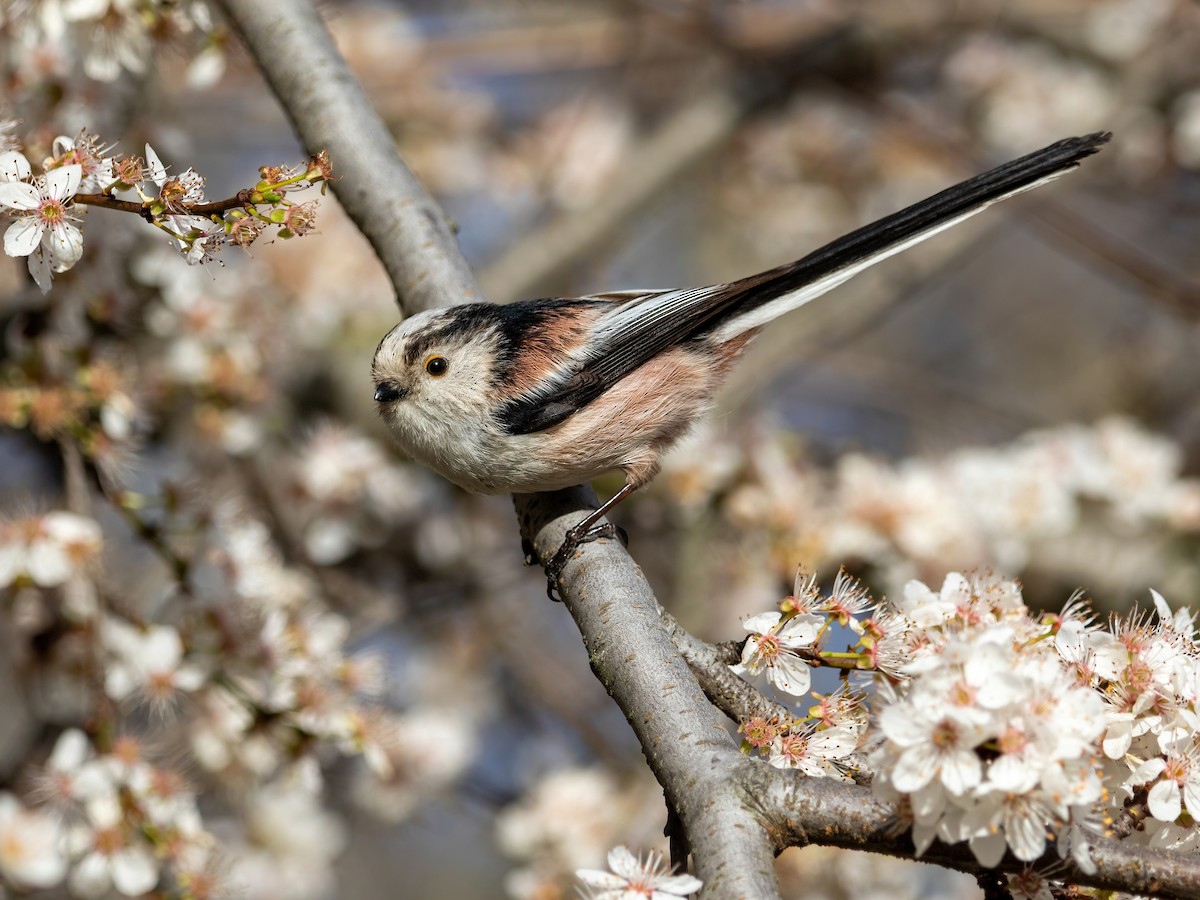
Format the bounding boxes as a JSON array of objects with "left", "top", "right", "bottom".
[
  {"left": 214, "top": 0, "right": 480, "bottom": 316},
  {"left": 514, "top": 488, "right": 781, "bottom": 898}
]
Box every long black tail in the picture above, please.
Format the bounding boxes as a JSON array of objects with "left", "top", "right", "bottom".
[{"left": 707, "top": 131, "right": 1111, "bottom": 341}]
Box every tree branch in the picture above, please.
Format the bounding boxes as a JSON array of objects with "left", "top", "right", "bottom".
[
  {"left": 213, "top": 0, "right": 480, "bottom": 315},
  {"left": 750, "top": 767, "right": 1200, "bottom": 899},
  {"left": 515, "top": 487, "right": 782, "bottom": 898},
  {"left": 74, "top": 190, "right": 257, "bottom": 219}
]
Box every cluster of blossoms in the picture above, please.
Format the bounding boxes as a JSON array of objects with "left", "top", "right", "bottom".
[
  {"left": 727, "top": 565, "right": 1200, "bottom": 895},
  {"left": 660, "top": 416, "right": 1200, "bottom": 595},
  {"left": 0, "top": 511, "right": 101, "bottom": 590},
  {"left": 2, "top": 729, "right": 220, "bottom": 898},
  {"left": 0, "top": 0, "right": 223, "bottom": 87},
  {"left": 0, "top": 497, "right": 482, "bottom": 897},
  {"left": 868, "top": 573, "right": 1106, "bottom": 875},
  {"left": 0, "top": 123, "right": 330, "bottom": 293},
  {"left": 286, "top": 423, "right": 433, "bottom": 565},
  {"left": 0, "top": 355, "right": 138, "bottom": 463},
  {"left": 731, "top": 571, "right": 871, "bottom": 776}
]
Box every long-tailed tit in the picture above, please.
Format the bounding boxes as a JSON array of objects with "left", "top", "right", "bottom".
[{"left": 372, "top": 132, "right": 1110, "bottom": 594}]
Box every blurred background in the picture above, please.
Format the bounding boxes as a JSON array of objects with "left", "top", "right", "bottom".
[{"left": 1, "top": 0, "right": 1199, "bottom": 897}]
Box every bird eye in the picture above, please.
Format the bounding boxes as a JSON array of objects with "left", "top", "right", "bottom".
[{"left": 424, "top": 356, "right": 450, "bottom": 377}]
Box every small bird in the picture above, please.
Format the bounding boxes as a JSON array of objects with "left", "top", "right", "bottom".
[{"left": 372, "top": 132, "right": 1110, "bottom": 594}]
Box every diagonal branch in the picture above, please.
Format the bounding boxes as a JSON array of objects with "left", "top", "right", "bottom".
[
  {"left": 214, "top": 1, "right": 780, "bottom": 895},
  {"left": 214, "top": 0, "right": 479, "bottom": 315},
  {"left": 515, "top": 487, "right": 782, "bottom": 898}
]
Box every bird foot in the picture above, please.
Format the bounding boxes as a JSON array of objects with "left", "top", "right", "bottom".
[{"left": 543, "top": 521, "right": 623, "bottom": 601}]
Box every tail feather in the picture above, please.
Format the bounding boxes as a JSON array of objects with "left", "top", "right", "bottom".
[{"left": 709, "top": 131, "right": 1111, "bottom": 341}]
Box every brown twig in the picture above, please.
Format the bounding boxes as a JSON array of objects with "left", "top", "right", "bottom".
[{"left": 73, "top": 190, "right": 258, "bottom": 221}]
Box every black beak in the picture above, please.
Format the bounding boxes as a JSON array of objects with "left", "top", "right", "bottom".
[{"left": 374, "top": 383, "right": 407, "bottom": 403}]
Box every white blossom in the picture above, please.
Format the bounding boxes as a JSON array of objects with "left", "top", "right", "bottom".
[
  {"left": 0, "top": 793, "right": 67, "bottom": 888},
  {"left": 730, "top": 611, "right": 824, "bottom": 696},
  {"left": 0, "top": 163, "right": 83, "bottom": 291},
  {"left": 0, "top": 512, "right": 102, "bottom": 588},
  {"left": 576, "top": 846, "right": 702, "bottom": 899}
]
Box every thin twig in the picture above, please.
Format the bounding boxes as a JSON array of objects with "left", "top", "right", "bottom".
[{"left": 74, "top": 190, "right": 257, "bottom": 220}]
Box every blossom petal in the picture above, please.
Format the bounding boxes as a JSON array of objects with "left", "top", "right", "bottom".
[
  {"left": 45, "top": 222, "right": 83, "bottom": 269},
  {"left": 4, "top": 217, "right": 42, "bottom": 257},
  {"left": 968, "top": 830, "right": 1007, "bottom": 868},
  {"left": 44, "top": 164, "right": 81, "bottom": 202},
  {"left": 0, "top": 544, "right": 23, "bottom": 587},
  {"left": 606, "top": 845, "right": 641, "bottom": 880},
  {"left": 69, "top": 852, "right": 111, "bottom": 898},
  {"left": 810, "top": 728, "right": 857, "bottom": 758},
  {"left": 142, "top": 626, "right": 185, "bottom": 671},
  {"left": 891, "top": 744, "right": 938, "bottom": 792},
  {"left": 1006, "top": 809, "right": 1048, "bottom": 861},
  {"left": 653, "top": 873, "right": 704, "bottom": 894},
  {"left": 48, "top": 728, "right": 90, "bottom": 771},
  {"left": 145, "top": 144, "right": 167, "bottom": 186},
  {"left": 1148, "top": 780, "right": 1182, "bottom": 822},
  {"left": 939, "top": 749, "right": 982, "bottom": 794},
  {"left": 27, "top": 247, "right": 53, "bottom": 294},
  {"left": 741, "top": 612, "right": 781, "bottom": 635},
  {"left": 0, "top": 180, "right": 40, "bottom": 212},
  {"left": 0, "top": 151, "right": 31, "bottom": 182},
  {"left": 575, "top": 869, "right": 626, "bottom": 888},
  {"left": 26, "top": 539, "right": 70, "bottom": 587},
  {"left": 110, "top": 846, "right": 159, "bottom": 895},
  {"left": 777, "top": 613, "right": 825, "bottom": 648},
  {"left": 766, "top": 654, "right": 811, "bottom": 696},
  {"left": 1183, "top": 781, "right": 1200, "bottom": 821},
  {"left": 878, "top": 704, "right": 926, "bottom": 747}
]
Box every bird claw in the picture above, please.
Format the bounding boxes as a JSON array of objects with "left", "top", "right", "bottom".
[{"left": 543, "top": 521, "right": 622, "bottom": 601}]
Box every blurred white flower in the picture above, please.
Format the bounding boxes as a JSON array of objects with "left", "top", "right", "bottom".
[
  {"left": 80, "top": 0, "right": 147, "bottom": 81},
  {"left": 0, "top": 793, "right": 67, "bottom": 889},
  {"left": 1085, "top": 0, "right": 1173, "bottom": 61},
  {"left": 0, "top": 511, "right": 102, "bottom": 588},
  {"left": 1173, "top": 89, "right": 1200, "bottom": 169},
  {"left": 67, "top": 793, "right": 159, "bottom": 897},
  {"left": 102, "top": 619, "right": 208, "bottom": 706},
  {"left": 233, "top": 781, "right": 346, "bottom": 900},
  {"left": 0, "top": 150, "right": 30, "bottom": 183}
]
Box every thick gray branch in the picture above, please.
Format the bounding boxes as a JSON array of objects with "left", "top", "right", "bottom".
[
  {"left": 214, "top": 0, "right": 480, "bottom": 315},
  {"left": 515, "top": 488, "right": 781, "bottom": 898}
]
